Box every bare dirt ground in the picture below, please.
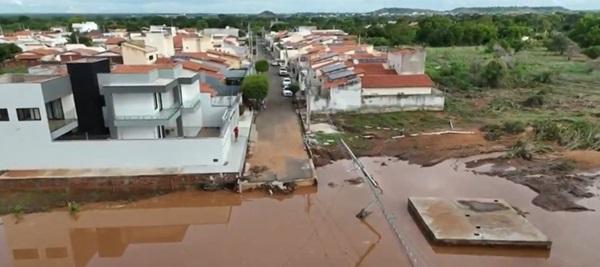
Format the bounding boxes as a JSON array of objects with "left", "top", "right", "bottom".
[{"left": 311, "top": 131, "right": 511, "bottom": 167}]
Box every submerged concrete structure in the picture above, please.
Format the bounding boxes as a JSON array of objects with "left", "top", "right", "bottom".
[{"left": 408, "top": 197, "right": 552, "bottom": 249}]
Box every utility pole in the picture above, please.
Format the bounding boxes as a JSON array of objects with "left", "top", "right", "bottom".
[{"left": 306, "top": 76, "right": 311, "bottom": 131}]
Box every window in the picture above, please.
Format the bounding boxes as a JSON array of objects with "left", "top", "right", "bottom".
[
  {"left": 0, "top": 109, "right": 8, "bottom": 121},
  {"left": 148, "top": 55, "right": 154, "bottom": 61},
  {"left": 153, "top": 93, "right": 163, "bottom": 111},
  {"left": 157, "top": 125, "right": 166, "bottom": 139},
  {"left": 45, "top": 99, "right": 64, "bottom": 120},
  {"left": 17, "top": 108, "right": 41, "bottom": 121}
]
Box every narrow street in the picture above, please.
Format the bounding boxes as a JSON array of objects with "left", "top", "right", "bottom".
[{"left": 246, "top": 41, "right": 314, "bottom": 181}]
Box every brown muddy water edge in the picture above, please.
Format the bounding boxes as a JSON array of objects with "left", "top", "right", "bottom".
[
  {"left": 311, "top": 132, "right": 600, "bottom": 212},
  {"left": 1, "top": 156, "right": 599, "bottom": 267},
  {"left": 466, "top": 154, "right": 600, "bottom": 212}
]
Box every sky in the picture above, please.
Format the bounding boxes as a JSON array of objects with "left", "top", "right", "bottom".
[{"left": 0, "top": 0, "right": 599, "bottom": 13}]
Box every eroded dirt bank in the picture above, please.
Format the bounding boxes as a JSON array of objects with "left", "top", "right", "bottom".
[{"left": 310, "top": 131, "right": 600, "bottom": 212}]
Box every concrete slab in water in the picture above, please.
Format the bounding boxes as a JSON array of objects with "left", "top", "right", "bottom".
[{"left": 408, "top": 197, "right": 552, "bottom": 249}]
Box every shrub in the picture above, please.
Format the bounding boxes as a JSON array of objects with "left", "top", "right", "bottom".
[
  {"left": 67, "top": 201, "right": 80, "bottom": 215},
  {"left": 582, "top": 46, "right": 600, "bottom": 59},
  {"left": 502, "top": 121, "right": 526, "bottom": 134},
  {"left": 507, "top": 140, "right": 533, "bottom": 160},
  {"left": 480, "top": 59, "right": 508, "bottom": 88},
  {"left": 523, "top": 94, "right": 545, "bottom": 108}
]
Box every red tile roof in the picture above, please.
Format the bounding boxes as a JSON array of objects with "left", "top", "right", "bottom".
[
  {"left": 354, "top": 63, "right": 396, "bottom": 75},
  {"left": 105, "top": 36, "right": 126, "bottom": 45},
  {"left": 361, "top": 74, "right": 434, "bottom": 89},
  {"left": 182, "top": 61, "right": 225, "bottom": 79}
]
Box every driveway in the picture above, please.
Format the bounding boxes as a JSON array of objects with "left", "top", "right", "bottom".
[{"left": 246, "top": 42, "right": 313, "bottom": 181}]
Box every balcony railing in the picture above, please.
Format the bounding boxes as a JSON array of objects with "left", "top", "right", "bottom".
[
  {"left": 182, "top": 95, "right": 202, "bottom": 111},
  {"left": 113, "top": 105, "right": 182, "bottom": 127}
]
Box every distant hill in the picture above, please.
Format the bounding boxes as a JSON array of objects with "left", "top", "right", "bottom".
[
  {"left": 449, "top": 6, "right": 571, "bottom": 14},
  {"left": 369, "top": 6, "right": 571, "bottom": 16},
  {"left": 258, "top": 10, "right": 277, "bottom": 18},
  {"left": 369, "top": 8, "right": 438, "bottom": 16}
]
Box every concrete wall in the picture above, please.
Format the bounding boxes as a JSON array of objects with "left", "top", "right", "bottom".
[
  {"left": 122, "top": 45, "right": 157, "bottom": 65},
  {"left": 388, "top": 50, "right": 426, "bottom": 75},
  {"left": 329, "top": 84, "right": 362, "bottom": 111},
  {"left": 145, "top": 32, "right": 175, "bottom": 58},
  {"left": 362, "top": 93, "right": 445, "bottom": 111},
  {"left": 182, "top": 37, "right": 202, "bottom": 53}
]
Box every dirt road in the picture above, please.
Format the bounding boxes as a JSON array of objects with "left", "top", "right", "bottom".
[{"left": 246, "top": 43, "right": 313, "bottom": 181}]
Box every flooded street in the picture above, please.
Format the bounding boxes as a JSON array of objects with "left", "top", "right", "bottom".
[{"left": 1, "top": 156, "right": 599, "bottom": 267}]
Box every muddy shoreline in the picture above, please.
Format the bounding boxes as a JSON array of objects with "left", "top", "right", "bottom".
[{"left": 309, "top": 132, "right": 600, "bottom": 212}]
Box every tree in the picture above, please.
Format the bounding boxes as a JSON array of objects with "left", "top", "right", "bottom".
[
  {"left": 241, "top": 74, "right": 269, "bottom": 105},
  {"left": 254, "top": 60, "right": 269, "bottom": 73},
  {"left": 570, "top": 15, "right": 600, "bottom": 48},
  {"left": 545, "top": 32, "right": 573, "bottom": 55},
  {"left": 0, "top": 44, "right": 22, "bottom": 61},
  {"left": 288, "top": 83, "right": 300, "bottom": 96},
  {"left": 68, "top": 32, "right": 93, "bottom": 46}
]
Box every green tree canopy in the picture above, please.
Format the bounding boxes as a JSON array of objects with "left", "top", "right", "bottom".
[
  {"left": 241, "top": 74, "right": 269, "bottom": 102},
  {"left": 545, "top": 32, "right": 575, "bottom": 55},
  {"left": 254, "top": 60, "right": 269, "bottom": 73},
  {"left": 0, "top": 44, "right": 22, "bottom": 62}
]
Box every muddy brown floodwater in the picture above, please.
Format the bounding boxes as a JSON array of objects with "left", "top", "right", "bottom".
[{"left": 1, "top": 155, "right": 599, "bottom": 267}]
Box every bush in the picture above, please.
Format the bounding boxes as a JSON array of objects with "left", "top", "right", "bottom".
[
  {"left": 582, "top": 46, "right": 600, "bottom": 59},
  {"left": 523, "top": 94, "right": 545, "bottom": 108},
  {"left": 507, "top": 140, "right": 533, "bottom": 160},
  {"left": 480, "top": 59, "right": 508, "bottom": 88},
  {"left": 502, "top": 121, "right": 526, "bottom": 134},
  {"left": 254, "top": 60, "right": 269, "bottom": 73}
]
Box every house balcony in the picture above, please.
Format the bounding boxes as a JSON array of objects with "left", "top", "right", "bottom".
[
  {"left": 181, "top": 95, "right": 202, "bottom": 112},
  {"left": 113, "top": 105, "right": 182, "bottom": 127},
  {"left": 49, "top": 118, "right": 78, "bottom": 140}
]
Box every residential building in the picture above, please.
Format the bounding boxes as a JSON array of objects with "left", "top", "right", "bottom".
[
  {"left": 0, "top": 59, "right": 245, "bottom": 171},
  {"left": 121, "top": 41, "right": 158, "bottom": 65},
  {"left": 145, "top": 25, "right": 176, "bottom": 58},
  {"left": 71, "top": 21, "right": 98, "bottom": 33}
]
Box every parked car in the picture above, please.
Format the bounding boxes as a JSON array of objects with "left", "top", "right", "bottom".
[
  {"left": 282, "top": 77, "right": 292, "bottom": 87},
  {"left": 270, "top": 61, "right": 279, "bottom": 66},
  {"left": 279, "top": 67, "right": 288, "bottom": 76},
  {"left": 282, "top": 86, "right": 293, "bottom": 97}
]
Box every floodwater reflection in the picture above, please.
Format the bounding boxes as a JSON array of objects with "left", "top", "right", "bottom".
[{"left": 0, "top": 156, "right": 598, "bottom": 267}]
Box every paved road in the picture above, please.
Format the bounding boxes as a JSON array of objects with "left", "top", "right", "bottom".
[{"left": 247, "top": 42, "right": 313, "bottom": 181}]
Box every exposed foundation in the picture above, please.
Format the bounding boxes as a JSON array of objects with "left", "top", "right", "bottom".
[{"left": 408, "top": 197, "right": 552, "bottom": 249}]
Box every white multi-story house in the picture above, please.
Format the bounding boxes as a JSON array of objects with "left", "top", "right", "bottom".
[
  {"left": 145, "top": 25, "right": 176, "bottom": 58},
  {"left": 0, "top": 59, "right": 246, "bottom": 171},
  {"left": 71, "top": 22, "right": 98, "bottom": 33}
]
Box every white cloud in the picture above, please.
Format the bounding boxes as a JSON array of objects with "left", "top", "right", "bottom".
[{"left": 11, "top": 0, "right": 24, "bottom": 5}]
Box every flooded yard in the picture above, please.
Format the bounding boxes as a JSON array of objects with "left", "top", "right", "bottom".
[{"left": 1, "top": 156, "right": 599, "bottom": 266}]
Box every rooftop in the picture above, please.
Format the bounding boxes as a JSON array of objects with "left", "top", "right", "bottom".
[
  {"left": 361, "top": 74, "right": 434, "bottom": 88},
  {"left": 0, "top": 74, "right": 62, "bottom": 84}
]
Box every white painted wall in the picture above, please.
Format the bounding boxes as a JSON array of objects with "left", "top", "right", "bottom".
[
  {"left": 362, "top": 94, "right": 445, "bottom": 111},
  {"left": 329, "top": 84, "right": 362, "bottom": 111},
  {"left": 118, "top": 126, "right": 158, "bottom": 139},
  {"left": 145, "top": 32, "right": 175, "bottom": 58},
  {"left": 182, "top": 37, "right": 202, "bottom": 52},
  {"left": 112, "top": 93, "right": 156, "bottom": 117},
  {"left": 122, "top": 44, "right": 158, "bottom": 65}
]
